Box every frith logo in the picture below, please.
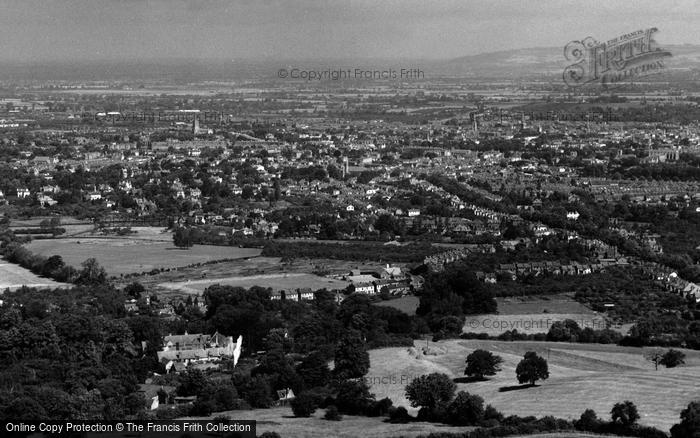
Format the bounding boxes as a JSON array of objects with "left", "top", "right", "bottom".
[{"left": 563, "top": 28, "right": 672, "bottom": 87}]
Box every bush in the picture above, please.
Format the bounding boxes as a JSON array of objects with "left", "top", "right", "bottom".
[
  {"left": 154, "top": 404, "right": 190, "bottom": 420},
  {"left": 388, "top": 406, "right": 413, "bottom": 423},
  {"left": 661, "top": 349, "right": 686, "bottom": 368},
  {"left": 366, "top": 397, "right": 393, "bottom": 417},
  {"left": 417, "top": 404, "right": 448, "bottom": 424},
  {"left": 324, "top": 405, "right": 342, "bottom": 421},
  {"left": 190, "top": 399, "right": 215, "bottom": 416},
  {"left": 630, "top": 425, "right": 670, "bottom": 438},
  {"left": 484, "top": 404, "right": 504, "bottom": 422},
  {"left": 302, "top": 386, "right": 334, "bottom": 409},
  {"left": 291, "top": 392, "right": 317, "bottom": 418}
]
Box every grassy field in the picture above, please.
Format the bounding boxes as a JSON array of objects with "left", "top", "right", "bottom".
[
  {"left": 368, "top": 339, "right": 700, "bottom": 432},
  {"left": 9, "top": 215, "right": 94, "bottom": 237},
  {"left": 193, "top": 406, "right": 473, "bottom": 438},
  {"left": 158, "top": 272, "right": 349, "bottom": 294},
  {"left": 374, "top": 295, "right": 420, "bottom": 315},
  {"left": 25, "top": 238, "right": 262, "bottom": 275},
  {"left": 497, "top": 295, "right": 595, "bottom": 315},
  {"left": 463, "top": 313, "right": 609, "bottom": 336},
  {"left": 121, "top": 256, "right": 395, "bottom": 299},
  {"left": 463, "top": 295, "right": 610, "bottom": 336},
  {"left": 0, "top": 263, "right": 68, "bottom": 290}
]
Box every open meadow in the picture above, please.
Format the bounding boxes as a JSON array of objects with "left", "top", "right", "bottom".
[
  {"left": 196, "top": 406, "right": 473, "bottom": 438},
  {"left": 463, "top": 295, "right": 611, "bottom": 336},
  {"left": 374, "top": 295, "right": 420, "bottom": 314},
  {"left": 120, "top": 255, "right": 391, "bottom": 297},
  {"left": 25, "top": 237, "right": 262, "bottom": 275},
  {"left": 158, "top": 272, "right": 350, "bottom": 294},
  {"left": 0, "top": 262, "right": 68, "bottom": 290},
  {"left": 368, "top": 339, "right": 700, "bottom": 432}
]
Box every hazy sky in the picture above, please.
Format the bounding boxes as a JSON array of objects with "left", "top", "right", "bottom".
[{"left": 1, "top": 0, "right": 699, "bottom": 62}]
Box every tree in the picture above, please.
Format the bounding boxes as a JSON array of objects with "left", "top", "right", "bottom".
[
  {"left": 77, "top": 258, "right": 107, "bottom": 285},
  {"left": 253, "top": 347, "right": 303, "bottom": 393},
  {"left": 157, "top": 388, "right": 168, "bottom": 404},
  {"left": 125, "top": 281, "right": 145, "bottom": 299},
  {"left": 515, "top": 351, "right": 549, "bottom": 386},
  {"left": 645, "top": 348, "right": 665, "bottom": 371},
  {"left": 447, "top": 391, "right": 485, "bottom": 426},
  {"left": 333, "top": 379, "right": 374, "bottom": 415},
  {"left": 42, "top": 255, "right": 65, "bottom": 277},
  {"left": 405, "top": 373, "right": 456, "bottom": 411},
  {"left": 290, "top": 392, "right": 317, "bottom": 417},
  {"left": 670, "top": 401, "right": 700, "bottom": 438},
  {"left": 661, "top": 349, "right": 686, "bottom": 368},
  {"left": 296, "top": 351, "right": 331, "bottom": 388},
  {"left": 240, "top": 375, "right": 274, "bottom": 408},
  {"left": 465, "top": 349, "right": 503, "bottom": 380},
  {"left": 547, "top": 319, "right": 582, "bottom": 342},
  {"left": 242, "top": 185, "right": 255, "bottom": 199},
  {"left": 611, "top": 401, "right": 640, "bottom": 428},
  {"left": 177, "top": 368, "right": 208, "bottom": 396},
  {"left": 333, "top": 331, "right": 370, "bottom": 379},
  {"left": 173, "top": 227, "right": 193, "bottom": 249},
  {"left": 575, "top": 409, "right": 601, "bottom": 432}
]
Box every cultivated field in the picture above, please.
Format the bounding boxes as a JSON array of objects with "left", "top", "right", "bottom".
[
  {"left": 158, "top": 272, "right": 349, "bottom": 294},
  {"left": 368, "top": 339, "right": 700, "bottom": 431},
  {"left": 25, "top": 238, "right": 262, "bottom": 275},
  {"left": 0, "top": 263, "right": 68, "bottom": 290}
]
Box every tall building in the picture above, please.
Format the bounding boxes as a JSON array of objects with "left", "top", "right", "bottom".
[
  {"left": 192, "top": 116, "right": 200, "bottom": 135},
  {"left": 342, "top": 157, "right": 349, "bottom": 178}
]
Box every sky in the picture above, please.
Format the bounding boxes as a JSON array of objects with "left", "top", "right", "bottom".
[{"left": 0, "top": 0, "right": 699, "bottom": 62}]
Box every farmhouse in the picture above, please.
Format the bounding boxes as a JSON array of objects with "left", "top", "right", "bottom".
[
  {"left": 157, "top": 331, "right": 237, "bottom": 371},
  {"left": 351, "top": 282, "right": 377, "bottom": 295}
]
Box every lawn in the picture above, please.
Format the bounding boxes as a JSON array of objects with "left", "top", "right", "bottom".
[
  {"left": 368, "top": 339, "right": 700, "bottom": 432},
  {"left": 0, "top": 262, "right": 68, "bottom": 290},
  {"left": 25, "top": 238, "right": 262, "bottom": 275}
]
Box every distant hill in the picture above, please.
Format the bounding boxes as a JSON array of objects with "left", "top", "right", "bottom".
[{"left": 437, "top": 44, "right": 700, "bottom": 78}]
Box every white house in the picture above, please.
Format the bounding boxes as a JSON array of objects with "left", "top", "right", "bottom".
[
  {"left": 566, "top": 211, "right": 580, "bottom": 220},
  {"left": 16, "top": 188, "right": 30, "bottom": 198},
  {"left": 85, "top": 192, "right": 102, "bottom": 201}
]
